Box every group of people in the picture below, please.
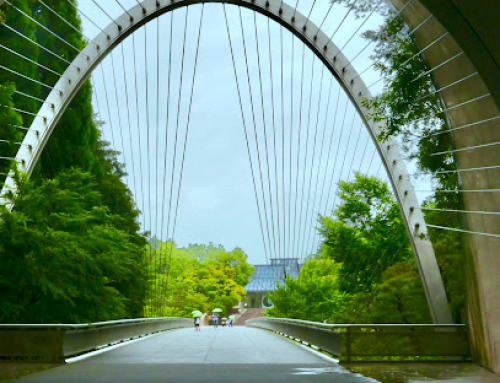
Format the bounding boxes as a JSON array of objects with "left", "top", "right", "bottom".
[
  {"left": 193, "top": 312, "right": 234, "bottom": 330},
  {"left": 212, "top": 313, "right": 234, "bottom": 328},
  {"left": 212, "top": 312, "right": 219, "bottom": 328}
]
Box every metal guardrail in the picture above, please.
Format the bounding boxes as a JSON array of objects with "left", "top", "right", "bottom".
[
  {"left": 247, "top": 317, "right": 343, "bottom": 356},
  {"left": 247, "top": 317, "right": 470, "bottom": 362},
  {"left": 0, "top": 317, "right": 191, "bottom": 361}
]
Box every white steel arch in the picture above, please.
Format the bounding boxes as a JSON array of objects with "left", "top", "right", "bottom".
[{"left": 0, "top": 0, "right": 453, "bottom": 324}]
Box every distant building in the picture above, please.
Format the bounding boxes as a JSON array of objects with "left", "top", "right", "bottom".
[{"left": 244, "top": 258, "right": 302, "bottom": 309}]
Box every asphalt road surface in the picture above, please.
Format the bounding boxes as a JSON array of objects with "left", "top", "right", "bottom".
[{"left": 14, "top": 326, "right": 379, "bottom": 383}]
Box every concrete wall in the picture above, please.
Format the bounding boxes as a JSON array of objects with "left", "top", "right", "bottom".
[{"left": 390, "top": 0, "right": 500, "bottom": 374}]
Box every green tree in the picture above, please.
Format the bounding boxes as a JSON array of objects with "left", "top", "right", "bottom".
[
  {"left": 147, "top": 242, "right": 253, "bottom": 317},
  {"left": 0, "top": 0, "right": 41, "bottom": 181},
  {"left": 361, "top": 13, "right": 465, "bottom": 322},
  {"left": 203, "top": 245, "right": 254, "bottom": 286},
  {"left": 0, "top": 84, "right": 23, "bottom": 183},
  {"left": 267, "top": 258, "right": 347, "bottom": 322},
  {"left": 92, "top": 139, "right": 142, "bottom": 237},
  {"left": 31, "top": 0, "right": 98, "bottom": 178},
  {"left": 0, "top": 0, "right": 149, "bottom": 323},
  {"left": 267, "top": 175, "right": 430, "bottom": 324},
  {"left": 0, "top": 169, "right": 147, "bottom": 323},
  {"left": 423, "top": 203, "right": 465, "bottom": 323},
  {"left": 146, "top": 241, "right": 199, "bottom": 316},
  {"left": 0, "top": 0, "right": 42, "bottom": 120},
  {"left": 319, "top": 173, "right": 412, "bottom": 293},
  {"left": 332, "top": 261, "right": 431, "bottom": 324}
]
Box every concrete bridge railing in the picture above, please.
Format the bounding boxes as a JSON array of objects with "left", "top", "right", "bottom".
[
  {"left": 0, "top": 317, "right": 191, "bottom": 361},
  {"left": 247, "top": 317, "right": 470, "bottom": 362}
]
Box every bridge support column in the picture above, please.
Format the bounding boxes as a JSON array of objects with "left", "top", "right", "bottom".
[{"left": 392, "top": 0, "right": 500, "bottom": 374}]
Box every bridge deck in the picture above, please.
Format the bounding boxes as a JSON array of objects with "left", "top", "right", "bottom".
[{"left": 13, "top": 327, "right": 376, "bottom": 382}]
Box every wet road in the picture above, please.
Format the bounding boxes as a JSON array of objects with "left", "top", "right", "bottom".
[{"left": 14, "top": 326, "right": 378, "bottom": 383}]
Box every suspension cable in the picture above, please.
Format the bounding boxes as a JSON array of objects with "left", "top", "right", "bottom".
[
  {"left": 280, "top": 24, "right": 286, "bottom": 262},
  {"left": 416, "top": 188, "right": 500, "bottom": 194},
  {"left": 328, "top": 8, "right": 352, "bottom": 41},
  {"left": 422, "top": 207, "right": 500, "bottom": 216},
  {"left": 406, "top": 115, "right": 500, "bottom": 143},
  {"left": 410, "top": 51, "right": 464, "bottom": 84},
  {"left": 11, "top": 89, "right": 53, "bottom": 106},
  {"left": 152, "top": 17, "right": 160, "bottom": 310},
  {"left": 326, "top": 109, "right": 359, "bottom": 245},
  {"left": 63, "top": 0, "right": 110, "bottom": 39},
  {"left": 119, "top": 42, "right": 139, "bottom": 231},
  {"left": 338, "top": 2, "right": 380, "bottom": 52},
  {"left": 351, "top": 12, "right": 435, "bottom": 82},
  {"left": 37, "top": 0, "right": 98, "bottom": 48},
  {"left": 169, "top": 4, "right": 206, "bottom": 275},
  {"left": 4, "top": 0, "right": 87, "bottom": 58},
  {"left": 0, "top": 43, "right": 67, "bottom": 79},
  {"left": 164, "top": 8, "right": 191, "bottom": 301},
  {"left": 366, "top": 31, "right": 450, "bottom": 89},
  {"left": 318, "top": 85, "right": 342, "bottom": 216},
  {"left": 427, "top": 224, "right": 500, "bottom": 239},
  {"left": 316, "top": 2, "right": 334, "bottom": 35},
  {"left": 307, "top": 74, "right": 334, "bottom": 253},
  {"left": 292, "top": 43, "right": 306, "bottom": 261},
  {"left": 301, "top": 65, "right": 325, "bottom": 260},
  {"left": 413, "top": 72, "right": 478, "bottom": 102},
  {"left": 114, "top": 0, "right": 135, "bottom": 20},
  {"left": 288, "top": 31, "right": 295, "bottom": 263},
  {"left": 97, "top": 65, "right": 117, "bottom": 160},
  {"left": 296, "top": 54, "right": 316, "bottom": 261},
  {"left": 267, "top": 16, "right": 282, "bottom": 261},
  {"left": 238, "top": 7, "right": 271, "bottom": 263},
  {"left": 0, "top": 23, "right": 78, "bottom": 68},
  {"left": 342, "top": 0, "right": 417, "bottom": 70},
  {"left": 159, "top": 11, "right": 175, "bottom": 310},
  {"left": 253, "top": 11, "right": 277, "bottom": 262},
  {"left": 223, "top": 3, "right": 269, "bottom": 267},
  {"left": 89, "top": 0, "right": 122, "bottom": 32},
  {"left": 109, "top": 51, "right": 128, "bottom": 173},
  {"left": 0, "top": 64, "right": 57, "bottom": 91},
  {"left": 323, "top": 97, "right": 351, "bottom": 212},
  {"left": 130, "top": 31, "right": 147, "bottom": 242}
]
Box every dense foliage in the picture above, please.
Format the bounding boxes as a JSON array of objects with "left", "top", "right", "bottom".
[
  {"left": 319, "top": 174, "right": 412, "bottom": 294},
  {"left": 0, "top": 169, "right": 147, "bottom": 323},
  {"left": 361, "top": 11, "right": 465, "bottom": 322},
  {"left": 268, "top": 175, "right": 432, "bottom": 324},
  {"left": 0, "top": 0, "right": 467, "bottom": 326},
  {"left": 0, "top": 1, "right": 148, "bottom": 323},
  {"left": 268, "top": 7, "right": 466, "bottom": 324},
  {"left": 266, "top": 258, "right": 347, "bottom": 322},
  {"left": 146, "top": 243, "right": 253, "bottom": 317}
]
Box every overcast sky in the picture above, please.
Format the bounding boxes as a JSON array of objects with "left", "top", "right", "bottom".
[{"left": 78, "top": 0, "right": 401, "bottom": 265}]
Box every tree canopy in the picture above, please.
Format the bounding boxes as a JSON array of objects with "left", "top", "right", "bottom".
[
  {"left": 268, "top": 174, "right": 435, "bottom": 324},
  {"left": 0, "top": 0, "right": 148, "bottom": 324},
  {"left": 267, "top": 258, "right": 347, "bottom": 322},
  {"left": 265, "top": 10, "right": 467, "bottom": 321},
  {"left": 319, "top": 173, "right": 412, "bottom": 294},
  {"left": 0, "top": 169, "right": 147, "bottom": 323},
  {"left": 147, "top": 242, "right": 253, "bottom": 317}
]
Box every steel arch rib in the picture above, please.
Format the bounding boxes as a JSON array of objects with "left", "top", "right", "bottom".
[{"left": 0, "top": 0, "right": 453, "bottom": 324}]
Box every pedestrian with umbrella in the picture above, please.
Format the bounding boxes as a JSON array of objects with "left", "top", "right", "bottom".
[
  {"left": 212, "top": 308, "right": 222, "bottom": 328},
  {"left": 192, "top": 310, "right": 203, "bottom": 331}
]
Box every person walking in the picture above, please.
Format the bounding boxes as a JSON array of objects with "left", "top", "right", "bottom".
[
  {"left": 213, "top": 313, "right": 219, "bottom": 329},
  {"left": 194, "top": 316, "right": 200, "bottom": 331}
]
